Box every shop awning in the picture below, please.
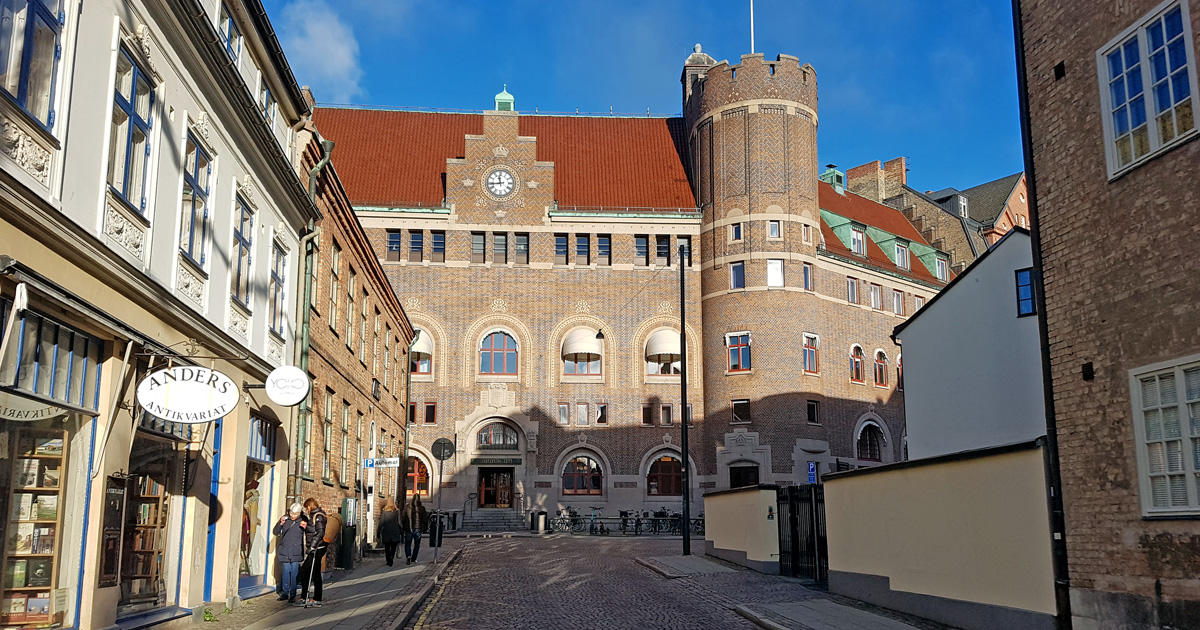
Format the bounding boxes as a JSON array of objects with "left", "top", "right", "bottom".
[
  {"left": 561, "top": 328, "right": 602, "bottom": 360},
  {"left": 645, "top": 329, "right": 681, "bottom": 362},
  {"left": 412, "top": 331, "right": 433, "bottom": 357}
]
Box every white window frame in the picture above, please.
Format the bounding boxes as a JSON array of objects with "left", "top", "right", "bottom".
[
  {"left": 935, "top": 257, "right": 948, "bottom": 282},
  {"left": 802, "top": 263, "right": 813, "bottom": 290},
  {"left": 895, "top": 243, "right": 909, "bottom": 270},
  {"left": 1097, "top": 0, "right": 1199, "bottom": 179},
  {"left": 729, "top": 261, "right": 745, "bottom": 289},
  {"left": 768, "top": 220, "right": 781, "bottom": 239},
  {"left": 766, "top": 259, "right": 784, "bottom": 287},
  {"left": 892, "top": 289, "right": 904, "bottom": 315},
  {"left": 846, "top": 277, "right": 858, "bottom": 304},
  {"left": 1130, "top": 353, "right": 1200, "bottom": 515},
  {"left": 729, "top": 222, "right": 743, "bottom": 242},
  {"left": 802, "top": 224, "right": 812, "bottom": 244},
  {"left": 869, "top": 283, "right": 883, "bottom": 310},
  {"left": 850, "top": 228, "right": 866, "bottom": 255},
  {"left": 914, "top": 295, "right": 925, "bottom": 311}
]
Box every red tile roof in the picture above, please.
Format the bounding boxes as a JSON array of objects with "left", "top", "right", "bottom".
[
  {"left": 818, "top": 181, "right": 927, "bottom": 243},
  {"left": 312, "top": 108, "right": 695, "bottom": 210}
]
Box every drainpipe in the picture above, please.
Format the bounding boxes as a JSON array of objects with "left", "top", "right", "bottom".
[
  {"left": 1011, "top": 1, "right": 1072, "bottom": 628},
  {"left": 399, "top": 330, "right": 421, "bottom": 505},
  {"left": 289, "top": 138, "right": 333, "bottom": 503}
]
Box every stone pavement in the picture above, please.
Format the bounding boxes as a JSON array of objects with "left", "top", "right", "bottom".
[
  {"left": 201, "top": 538, "right": 464, "bottom": 630},
  {"left": 404, "top": 537, "right": 957, "bottom": 630}
]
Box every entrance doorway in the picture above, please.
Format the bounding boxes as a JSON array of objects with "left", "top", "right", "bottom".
[{"left": 478, "top": 468, "right": 513, "bottom": 508}]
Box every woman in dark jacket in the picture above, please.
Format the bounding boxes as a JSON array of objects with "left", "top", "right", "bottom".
[
  {"left": 377, "top": 499, "right": 404, "bottom": 566},
  {"left": 273, "top": 503, "right": 307, "bottom": 602},
  {"left": 294, "top": 498, "right": 328, "bottom": 607},
  {"left": 401, "top": 496, "right": 429, "bottom": 565}
]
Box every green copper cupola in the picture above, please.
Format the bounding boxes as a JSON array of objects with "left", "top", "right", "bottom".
[{"left": 494, "top": 84, "right": 514, "bottom": 111}]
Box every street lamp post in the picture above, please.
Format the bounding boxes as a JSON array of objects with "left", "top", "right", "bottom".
[{"left": 678, "top": 243, "right": 692, "bottom": 556}]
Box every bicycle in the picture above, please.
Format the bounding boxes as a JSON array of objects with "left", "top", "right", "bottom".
[
  {"left": 587, "top": 506, "right": 608, "bottom": 535},
  {"left": 550, "top": 507, "right": 577, "bottom": 533}
]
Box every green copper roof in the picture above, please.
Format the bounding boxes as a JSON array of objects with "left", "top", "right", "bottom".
[{"left": 495, "top": 84, "right": 514, "bottom": 111}]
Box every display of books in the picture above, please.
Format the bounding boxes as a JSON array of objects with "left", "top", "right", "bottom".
[
  {"left": 35, "top": 496, "right": 57, "bottom": 521},
  {"left": 11, "top": 524, "right": 33, "bottom": 555},
  {"left": 12, "top": 494, "right": 32, "bottom": 522},
  {"left": 41, "top": 467, "right": 59, "bottom": 489},
  {"left": 2, "top": 594, "right": 27, "bottom": 623},
  {"left": 32, "top": 528, "right": 54, "bottom": 555},
  {"left": 25, "top": 559, "right": 50, "bottom": 588},
  {"left": 24, "top": 592, "right": 49, "bottom": 624},
  {"left": 33, "top": 438, "right": 62, "bottom": 457},
  {"left": 16, "top": 460, "right": 39, "bottom": 488},
  {"left": 5, "top": 560, "right": 26, "bottom": 589}
]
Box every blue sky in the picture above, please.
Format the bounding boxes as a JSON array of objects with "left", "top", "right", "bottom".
[{"left": 264, "top": 0, "right": 1024, "bottom": 193}]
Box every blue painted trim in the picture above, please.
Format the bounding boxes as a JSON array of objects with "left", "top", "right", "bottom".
[
  {"left": 74, "top": 415, "right": 98, "bottom": 629},
  {"left": 202, "top": 417, "right": 223, "bottom": 602}
]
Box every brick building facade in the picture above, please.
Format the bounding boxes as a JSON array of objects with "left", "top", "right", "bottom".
[
  {"left": 1016, "top": 0, "right": 1200, "bottom": 627},
  {"left": 292, "top": 110, "right": 414, "bottom": 551},
  {"left": 311, "top": 46, "right": 949, "bottom": 524}
]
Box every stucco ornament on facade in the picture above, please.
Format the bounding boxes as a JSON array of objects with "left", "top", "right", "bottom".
[
  {"left": 176, "top": 263, "right": 205, "bottom": 305},
  {"left": 404, "top": 297, "right": 422, "bottom": 312},
  {"left": 658, "top": 300, "right": 673, "bottom": 314},
  {"left": 526, "top": 431, "right": 537, "bottom": 451},
  {"left": 267, "top": 336, "right": 285, "bottom": 364},
  {"left": 194, "top": 111, "right": 212, "bottom": 141},
  {"left": 0, "top": 113, "right": 51, "bottom": 186},
  {"left": 574, "top": 300, "right": 590, "bottom": 314},
  {"left": 480, "top": 383, "right": 515, "bottom": 409},
  {"left": 134, "top": 24, "right": 159, "bottom": 78},
  {"left": 228, "top": 302, "right": 250, "bottom": 340},
  {"left": 104, "top": 198, "right": 146, "bottom": 260},
  {"left": 237, "top": 175, "right": 260, "bottom": 210},
  {"left": 490, "top": 298, "right": 508, "bottom": 313}
]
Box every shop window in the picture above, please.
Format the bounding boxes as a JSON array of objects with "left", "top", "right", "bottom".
[
  {"left": 647, "top": 456, "right": 682, "bottom": 496},
  {"left": 117, "top": 434, "right": 178, "bottom": 615},
  {"left": 562, "top": 456, "right": 603, "bottom": 495},
  {"left": 108, "top": 48, "right": 155, "bottom": 212}
]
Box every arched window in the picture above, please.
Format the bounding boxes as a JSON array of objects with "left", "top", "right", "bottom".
[
  {"left": 562, "top": 328, "right": 602, "bottom": 375},
  {"left": 857, "top": 423, "right": 884, "bottom": 462},
  {"left": 562, "top": 455, "right": 603, "bottom": 495},
  {"left": 874, "top": 351, "right": 889, "bottom": 387},
  {"left": 406, "top": 456, "right": 429, "bottom": 496},
  {"left": 647, "top": 455, "right": 682, "bottom": 496},
  {"left": 850, "top": 346, "right": 865, "bottom": 383},
  {"left": 411, "top": 328, "right": 432, "bottom": 375},
  {"left": 646, "top": 329, "right": 681, "bottom": 375},
  {"left": 479, "top": 331, "right": 517, "bottom": 375},
  {"left": 476, "top": 423, "right": 518, "bottom": 450}
]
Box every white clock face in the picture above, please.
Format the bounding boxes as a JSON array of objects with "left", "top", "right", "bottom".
[{"left": 486, "top": 169, "right": 515, "bottom": 197}]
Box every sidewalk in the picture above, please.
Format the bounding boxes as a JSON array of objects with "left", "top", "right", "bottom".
[{"left": 202, "top": 539, "right": 464, "bottom": 630}]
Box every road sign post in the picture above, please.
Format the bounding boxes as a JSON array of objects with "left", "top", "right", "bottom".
[{"left": 431, "top": 438, "right": 454, "bottom": 561}]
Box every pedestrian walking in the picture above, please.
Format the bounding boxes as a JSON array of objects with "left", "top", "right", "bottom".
[
  {"left": 272, "top": 503, "right": 307, "bottom": 602},
  {"left": 377, "top": 498, "right": 404, "bottom": 567},
  {"left": 402, "top": 495, "right": 428, "bottom": 564},
  {"left": 294, "top": 498, "right": 328, "bottom": 607}
]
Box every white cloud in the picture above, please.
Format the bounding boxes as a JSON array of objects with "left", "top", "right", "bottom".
[{"left": 277, "top": 0, "right": 364, "bottom": 103}]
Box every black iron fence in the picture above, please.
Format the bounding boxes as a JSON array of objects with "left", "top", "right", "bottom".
[
  {"left": 546, "top": 510, "right": 704, "bottom": 537},
  {"left": 777, "top": 484, "right": 827, "bottom": 582}
]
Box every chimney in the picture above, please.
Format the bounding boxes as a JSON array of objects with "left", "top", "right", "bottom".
[
  {"left": 882, "top": 157, "right": 908, "bottom": 197},
  {"left": 846, "top": 160, "right": 885, "bottom": 202}
]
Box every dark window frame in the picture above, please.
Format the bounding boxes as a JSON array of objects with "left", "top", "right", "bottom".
[{"left": 1016, "top": 268, "right": 1037, "bottom": 316}]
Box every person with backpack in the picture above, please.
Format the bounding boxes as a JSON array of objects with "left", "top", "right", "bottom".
[
  {"left": 401, "top": 495, "right": 428, "bottom": 565},
  {"left": 272, "top": 503, "right": 307, "bottom": 602},
  {"left": 294, "top": 498, "right": 327, "bottom": 607}
]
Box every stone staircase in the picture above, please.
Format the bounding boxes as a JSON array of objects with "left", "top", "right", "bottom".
[{"left": 460, "top": 508, "right": 528, "bottom": 532}]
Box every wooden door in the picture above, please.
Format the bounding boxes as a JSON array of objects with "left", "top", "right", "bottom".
[{"left": 496, "top": 471, "right": 512, "bottom": 508}]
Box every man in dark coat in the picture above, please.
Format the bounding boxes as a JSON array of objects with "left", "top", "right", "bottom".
[
  {"left": 295, "top": 498, "right": 328, "bottom": 607},
  {"left": 377, "top": 499, "right": 404, "bottom": 567},
  {"left": 401, "top": 496, "right": 428, "bottom": 565},
  {"left": 272, "top": 503, "right": 307, "bottom": 602}
]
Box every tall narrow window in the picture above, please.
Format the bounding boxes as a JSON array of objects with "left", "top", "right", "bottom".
[
  {"left": 936, "top": 257, "right": 948, "bottom": 281},
  {"left": 269, "top": 242, "right": 286, "bottom": 336},
  {"left": 850, "top": 346, "right": 865, "bottom": 383},
  {"left": 424, "top": 403, "right": 436, "bottom": 425},
  {"left": 383, "top": 325, "right": 392, "bottom": 386},
  {"left": 846, "top": 277, "right": 858, "bottom": 304},
  {"left": 634, "top": 235, "right": 649, "bottom": 266},
  {"left": 386, "top": 231, "right": 402, "bottom": 261},
  {"left": 231, "top": 198, "right": 253, "bottom": 308},
  {"left": 641, "top": 404, "right": 653, "bottom": 426},
  {"left": 870, "top": 284, "right": 883, "bottom": 310},
  {"left": 554, "top": 233, "right": 569, "bottom": 265},
  {"left": 874, "top": 351, "right": 889, "bottom": 387},
  {"left": 768, "top": 220, "right": 781, "bottom": 238},
  {"left": 915, "top": 295, "right": 925, "bottom": 311},
  {"left": 806, "top": 400, "right": 820, "bottom": 425},
  {"left": 341, "top": 401, "right": 350, "bottom": 481},
  {"left": 1016, "top": 268, "right": 1036, "bottom": 316},
  {"left": 346, "top": 270, "right": 356, "bottom": 346},
  {"left": 471, "top": 232, "right": 486, "bottom": 264},
  {"left": 895, "top": 243, "right": 910, "bottom": 270},
  {"left": 329, "top": 244, "right": 341, "bottom": 329},
  {"left": 851, "top": 228, "right": 866, "bottom": 255},
  {"left": 730, "top": 223, "right": 743, "bottom": 241},
  {"left": 108, "top": 49, "right": 155, "bottom": 212},
  {"left": 576, "top": 402, "right": 590, "bottom": 426},
  {"left": 730, "top": 262, "right": 745, "bottom": 289},
  {"left": 515, "top": 233, "right": 529, "bottom": 265},
  {"left": 0, "top": 0, "right": 60, "bottom": 127},
  {"left": 656, "top": 235, "right": 671, "bottom": 265},
  {"left": 218, "top": 4, "right": 242, "bottom": 61},
  {"left": 660, "top": 404, "right": 673, "bottom": 425},
  {"left": 410, "top": 328, "right": 430, "bottom": 374},
  {"left": 359, "top": 290, "right": 369, "bottom": 358},
  {"left": 803, "top": 263, "right": 814, "bottom": 290},
  {"left": 309, "top": 234, "right": 320, "bottom": 309},
  {"left": 728, "top": 333, "right": 751, "bottom": 372},
  {"left": 494, "top": 232, "right": 508, "bottom": 264},
  {"left": 431, "top": 231, "right": 446, "bottom": 262},
  {"left": 892, "top": 289, "right": 905, "bottom": 315},
  {"left": 322, "top": 389, "right": 334, "bottom": 480},
  {"left": 678, "top": 236, "right": 692, "bottom": 267},
  {"left": 767, "top": 259, "right": 784, "bottom": 287},
  {"left": 595, "top": 404, "right": 608, "bottom": 425},
  {"left": 409, "top": 231, "right": 423, "bottom": 262},
  {"left": 802, "top": 224, "right": 812, "bottom": 244},
  {"left": 479, "top": 331, "right": 518, "bottom": 375},
  {"left": 259, "top": 82, "right": 276, "bottom": 126},
  {"left": 597, "top": 235, "right": 611, "bottom": 266},
  {"left": 558, "top": 403, "right": 570, "bottom": 426},
  {"left": 803, "top": 334, "right": 820, "bottom": 374},
  {"left": 180, "top": 135, "right": 210, "bottom": 266},
  {"left": 576, "top": 234, "right": 590, "bottom": 265},
  {"left": 408, "top": 402, "right": 416, "bottom": 424}
]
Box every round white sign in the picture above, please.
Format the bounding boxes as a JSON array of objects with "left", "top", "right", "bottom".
[
  {"left": 264, "top": 365, "right": 310, "bottom": 407},
  {"left": 136, "top": 366, "right": 240, "bottom": 424}
]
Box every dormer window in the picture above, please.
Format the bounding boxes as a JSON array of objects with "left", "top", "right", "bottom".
[
  {"left": 895, "top": 243, "right": 910, "bottom": 270},
  {"left": 958, "top": 195, "right": 969, "bottom": 218},
  {"left": 935, "top": 257, "right": 948, "bottom": 282},
  {"left": 851, "top": 228, "right": 866, "bottom": 256}
]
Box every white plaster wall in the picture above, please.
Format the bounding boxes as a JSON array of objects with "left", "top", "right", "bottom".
[{"left": 896, "top": 232, "right": 1045, "bottom": 459}]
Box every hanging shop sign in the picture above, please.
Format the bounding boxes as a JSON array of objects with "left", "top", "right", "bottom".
[
  {"left": 135, "top": 366, "right": 239, "bottom": 424},
  {"left": 264, "top": 365, "right": 310, "bottom": 407}
]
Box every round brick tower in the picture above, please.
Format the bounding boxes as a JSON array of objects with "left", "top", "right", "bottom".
[{"left": 682, "top": 46, "right": 824, "bottom": 487}]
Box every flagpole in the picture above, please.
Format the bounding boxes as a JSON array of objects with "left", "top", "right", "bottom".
[{"left": 749, "top": 0, "right": 755, "bottom": 54}]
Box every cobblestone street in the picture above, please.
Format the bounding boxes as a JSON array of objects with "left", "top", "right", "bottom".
[{"left": 405, "top": 537, "right": 952, "bottom": 630}]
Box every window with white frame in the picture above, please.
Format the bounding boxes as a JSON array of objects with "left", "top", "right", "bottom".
[
  {"left": 895, "top": 243, "right": 910, "bottom": 270},
  {"left": 850, "top": 228, "right": 866, "bottom": 255},
  {"left": 935, "top": 257, "right": 948, "bottom": 281},
  {"left": 730, "top": 222, "right": 743, "bottom": 241},
  {"left": 108, "top": 48, "right": 155, "bottom": 213},
  {"left": 259, "top": 80, "right": 276, "bottom": 126},
  {"left": 179, "top": 134, "right": 210, "bottom": 266},
  {"left": 268, "top": 241, "right": 286, "bottom": 337},
  {"left": 802, "top": 224, "right": 812, "bottom": 244},
  {"left": 218, "top": 4, "right": 242, "bottom": 62},
  {"left": 557, "top": 402, "right": 569, "bottom": 426},
  {"left": 576, "top": 402, "right": 590, "bottom": 426},
  {"left": 915, "top": 295, "right": 925, "bottom": 311},
  {"left": 892, "top": 289, "right": 904, "bottom": 315},
  {"left": 231, "top": 197, "right": 253, "bottom": 308},
  {"left": 1132, "top": 359, "right": 1200, "bottom": 514},
  {"left": 803, "top": 334, "right": 819, "bottom": 373},
  {"left": 803, "top": 263, "right": 813, "bottom": 290},
  {"left": 1099, "top": 2, "right": 1196, "bottom": 176},
  {"left": 766, "top": 259, "right": 784, "bottom": 287},
  {"left": 0, "top": 0, "right": 60, "bottom": 128},
  {"left": 846, "top": 277, "right": 858, "bottom": 304},
  {"left": 869, "top": 283, "right": 883, "bottom": 309},
  {"left": 768, "top": 220, "right": 781, "bottom": 238}
]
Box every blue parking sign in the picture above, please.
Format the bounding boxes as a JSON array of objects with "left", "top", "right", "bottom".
[{"left": 807, "top": 461, "right": 817, "bottom": 484}]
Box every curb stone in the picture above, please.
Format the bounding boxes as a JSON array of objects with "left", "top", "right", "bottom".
[
  {"left": 385, "top": 545, "right": 464, "bottom": 630},
  {"left": 634, "top": 557, "right": 687, "bottom": 579}
]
